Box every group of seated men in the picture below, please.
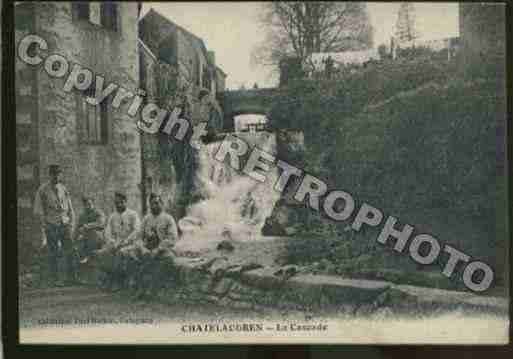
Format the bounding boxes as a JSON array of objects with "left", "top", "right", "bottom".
[{"left": 34, "top": 164, "right": 179, "bottom": 299}]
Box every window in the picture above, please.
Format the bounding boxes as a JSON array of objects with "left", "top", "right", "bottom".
[
  {"left": 196, "top": 63, "right": 201, "bottom": 86},
  {"left": 202, "top": 66, "right": 211, "bottom": 89},
  {"left": 75, "top": 3, "right": 90, "bottom": 21},
  {"left": 101, "top": 3, "right": 118, "bottom": 31},
  {"left": 80, "top": 88, "right": 108, "bottom": 144},
  {"left": 74, "top": 2, "right": 118, "bottom": 31}
]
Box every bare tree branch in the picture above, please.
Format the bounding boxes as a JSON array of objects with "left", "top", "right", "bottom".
[{"left": 252, "top": 2, "right": 373, "bottom": 69}]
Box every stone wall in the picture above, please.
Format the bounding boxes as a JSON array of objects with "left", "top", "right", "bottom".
[
  {"left": 215, "top": 67, "right": 227, "bottom": 92},
  {"left": 26, "top": 235, "right": 507, "bottom": 315},
  {"left": 36, "top": 2, "right": 141, "bottom": 214},
  {"left": 138, "top": 9, "right": 215, "bottom": 105},
  {"left": 139, "top": 41, "right": 182, "bottom": 216},
  {"left": 146, "top": 241, "right": 508, "bottom": 316},
  {"left": 459, "top": 3, "right": 506, "bottom": 67},
  {"left": 15, "top": 2, "right": 141, "bottom": 259},
  {"left": 16, "top": 4, "right": 40, "bottom": 266}
]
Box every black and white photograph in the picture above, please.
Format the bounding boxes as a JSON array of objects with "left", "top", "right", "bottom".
[{"left": 10, "top": 1, "right": 509, "bottom": 344}]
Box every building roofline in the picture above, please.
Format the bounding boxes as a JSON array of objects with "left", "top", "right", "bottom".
[
  {"left": 138, "top": 38, "right": 158, "bottom": 62},
  {"left": 138, "top": 7, "right": 154, "bottom": 22},
  {"left": 140, "top": 8, "right": 209, "bottom": 56},
  {"left": 140, "top": 8, "right": 227, "bottom": 74}
]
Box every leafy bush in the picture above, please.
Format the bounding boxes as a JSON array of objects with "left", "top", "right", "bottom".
[
  {"left": 270, "top": 57, "right": 507, "bottom": 281},
  {"left": 269, "top": 56, "right": 451, "bottom": 132},
  {"left": 396, "top": 45, "right": 435, "bottom": 60}
]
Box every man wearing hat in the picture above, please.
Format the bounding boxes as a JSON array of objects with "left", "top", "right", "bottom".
[
  {"left": 34, "top": 164, "right": 77, "bottom": 286},
  {"left": 97, "top": 191, "right": 140, "bottom": 291}
]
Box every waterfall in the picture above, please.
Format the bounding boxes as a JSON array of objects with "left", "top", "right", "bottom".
[{"left": 176, "top": 132, "right": 280, "bottom": 252}]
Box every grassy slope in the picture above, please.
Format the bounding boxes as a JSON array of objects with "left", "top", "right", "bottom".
[{"left": 274, "top": 59, "right": 507, "bottom": 294}]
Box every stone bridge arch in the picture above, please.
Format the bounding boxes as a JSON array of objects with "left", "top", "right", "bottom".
[{"left": 216, "top": 88, "right": 279, "bottom": 131}]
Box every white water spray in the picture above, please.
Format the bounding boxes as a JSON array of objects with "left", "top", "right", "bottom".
[{"left": 176, "top": 132, "right": 280, "bottom": 252}]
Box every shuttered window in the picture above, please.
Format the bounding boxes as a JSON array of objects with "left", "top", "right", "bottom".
[
  {"left": 80, "top": 87, "right": 108, "bottom": 144},
  {"left": 101, "top": 3, "right": 118, "bottom": 31},
  {"left": 74, "top": 2, "right": 118, "bottom": 32},
  {"left": 75, "top": 3, "right": 90, "bottom": 21}
]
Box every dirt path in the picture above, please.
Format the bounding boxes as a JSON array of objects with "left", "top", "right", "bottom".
[
  {"left": 19, "top": 285, "right": 254, "bottom": 329},
  {"left": 19, "top": 285, "right": 509, "bottom": 344}
]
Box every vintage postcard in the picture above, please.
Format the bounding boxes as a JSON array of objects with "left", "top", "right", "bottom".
[{"left": 14, "top": 1, "right": 508, "bottom": 344}]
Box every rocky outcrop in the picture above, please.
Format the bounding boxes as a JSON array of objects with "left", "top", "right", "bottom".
[
  {"left": 25, "top": 236, "right": 507, "bottom": 316},
  {"left": 158, "top": 252, "right": 508, "bottom": 316}
]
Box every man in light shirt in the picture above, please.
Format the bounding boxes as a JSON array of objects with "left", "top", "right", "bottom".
[
  {"left": 124, "top": 193, "right": 178, "bottom": 299},
  {"left": 97, "top": 191, "right": 140, "bottom": 291},
  {"left": 34, "top": 164, "right": 77, "bottom": 286}
]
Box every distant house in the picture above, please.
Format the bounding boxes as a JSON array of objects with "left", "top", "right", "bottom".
[
  {"left": 14, "top": 3, "right": 226, "bottom": 265},
  {"left": 235, "top": 115, "right": 268, "bottom": 133},
  {"left": 390, "top": 36, "right": 460, "bottom": 60},
  {"left": 139, "top": 9, "right": 221, "bottom": 99},
  {"left": 305, "top": 49, "right": 380, "bottom": 74},
  {"left": 416, "top": 37, "right": 460, "bottom": 52}
]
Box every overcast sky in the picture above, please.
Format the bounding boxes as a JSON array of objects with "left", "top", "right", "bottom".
[{"left": 141, "top": 2, "right": 459, "bottom": 89}]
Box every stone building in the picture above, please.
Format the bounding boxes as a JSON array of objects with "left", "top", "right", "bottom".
[
  {"left": 139, "top": 9, "right": 218, "bottom": 111},
  {"left": 138, "top": 9, "right": 225, "bottom": 217},
  {"left": 208, "top": 51, "right": 227, "bottom": 94},
  {"left": 459, "top": 3, "right": 506, "bottom": 66},
  {"left": 15, "top": 3, "right": 227, "bottom": 264},
  {"left": 305, "top": 49, "right": 381, "bottom": 75},
  {"left": 15, "top": 2, "right": 141, "bottom": 264},
  {"left": 215, "top": 66, "right": 227, "bottom": 92}
]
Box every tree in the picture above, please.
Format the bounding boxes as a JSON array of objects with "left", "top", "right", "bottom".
[
  {"left": 251, "top": 2, "right": 373, "bottom": 69},
  {"left": 395, "top": 3, "right": 417, "bottom": 45}
]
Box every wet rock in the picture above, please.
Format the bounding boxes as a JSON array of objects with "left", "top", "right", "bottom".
[
  {"left": 240, "top": 262, "right": 263, "bottom": 272},
  {"left": 212, "top": 278, "right": 235, "bottom": 296},
  {"left": 217, "top": 240, "right": 235, "bottom": 252},
  {"left": 239, "top": 267, "right": 287, "bottom": 291},
  {"left": 316, "top": 259, "right": 332, "bottom": 271},
  {"left": 261, "top": 216, "right": 287, "bottom": 236},
  {"left": 198, "top": 257, "right": 224, "bottom": 273},
  {"left": 225, "top": 265, "right": 244, "bottom": 276},
  {"left": 229, "top": 282, "right": 253, "bottom": 295},
  {"left": 204, "top": 294, "right": 221, "bottom": 304},
  {"left": 208, "top": 258, "right": 233, "bottom": 278},
  {"left": 273, "top": 265, "right": 298, "bottom": 279},
  {"left": 221, "top": 227, "right": 233, "bottom": 241},
  {"left": 216, "top": 296, "right": 234, "bottom": 307}
]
